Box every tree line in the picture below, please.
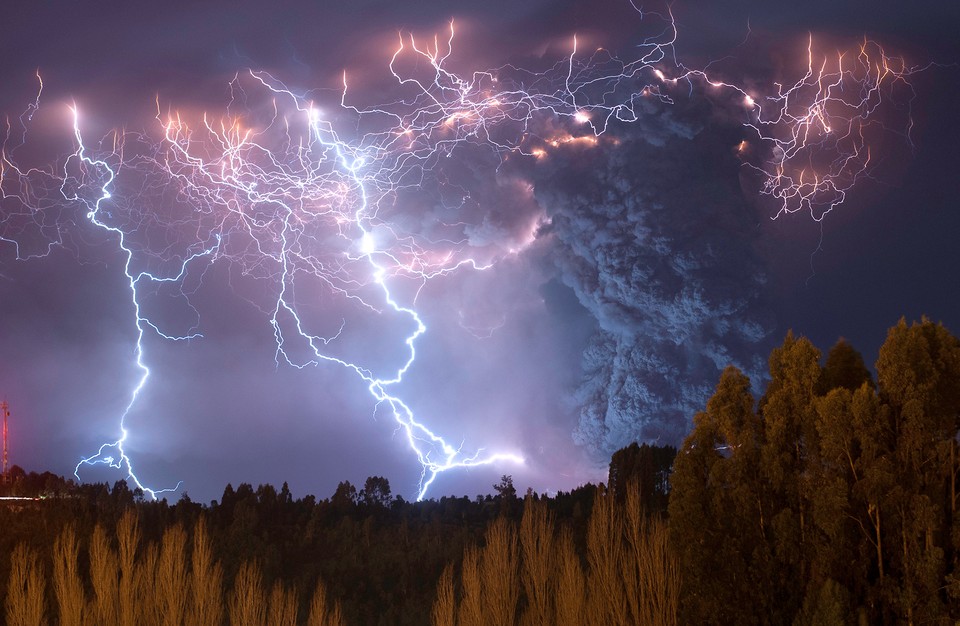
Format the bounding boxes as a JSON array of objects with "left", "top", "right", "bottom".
[{"left": 2, "top": 317, "right": 958, "bottom": 624}]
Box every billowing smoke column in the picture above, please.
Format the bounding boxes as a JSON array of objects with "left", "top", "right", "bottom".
[
  {"left": 503, "top": 32, "right": 924, "bottom": 459},
  {"left": 0, "top": 8, "right": 925, "bottom": 497},
  {"left": 528, "top": 105, "right": 770, "bottom": 457}
]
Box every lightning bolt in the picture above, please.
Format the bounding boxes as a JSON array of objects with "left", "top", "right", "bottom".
[
  {"left": 0, "top": 8, "right": 928, "bottom": 500},
  {"left": 63, "top": 106, "right": 220, "bottom": 499}
]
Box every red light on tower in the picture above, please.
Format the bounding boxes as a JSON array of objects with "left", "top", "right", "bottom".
[{"left": 1, "top": 400, "right": 8, "bottom": 481}]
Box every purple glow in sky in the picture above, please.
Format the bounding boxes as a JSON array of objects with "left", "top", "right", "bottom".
[{"left": 1, "top": 0, "right": 958, "bottom": 502}]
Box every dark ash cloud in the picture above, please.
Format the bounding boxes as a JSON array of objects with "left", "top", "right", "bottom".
[{"left": 525, "top": 101, "right": 771, "bottom": 457}]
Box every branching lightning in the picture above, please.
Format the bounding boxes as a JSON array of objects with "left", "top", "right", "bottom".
[
  {"left": 0, "top": 8, "right": 927, "bottom": 499},
  {"left": 744, "top": 36, "right": 926, "bottom": 221}
]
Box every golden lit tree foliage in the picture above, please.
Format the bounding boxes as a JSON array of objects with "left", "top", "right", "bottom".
[
  {"left": 5, "top": 543, "right": 46, "bottom": 626},
  {"left": 554, "top": 527, "right": 585, "bottom": 626},
  {"left": 456, "top": 545, "right": 483, "bottom": 626},
  {"left": 88, "top": 524, "right": 119, "bottom": 625},
  {"left": 5, "top": 508, "right": 349, "bottom": 626},
  {"left": 52, "top": 526, "right": 85, "bottom": 626},
  {"left": 586, "top": 486, "right": 625, "bottom": 626},
  {"left": 116, "top": 509, "right": 140, "bottom": 626},
  {"left": 632, "top": 516, "right": 679, "bottom": 626},
  {"left": 481, "top": 517, "right": 519, "bottom": 626},
  {"left": 136, "top": 541, "right": 160, "bottom": 626},
  {"left": 268, "top": 580, "right": 298, "bottom": 626},
  {"left": 430, "top": 563, "right": 456, "bottom": 626},
  {"left": 157, "top": 524, "right": 189, "bottom": 626},
  {"left": 229, "top": 560, "right": 267, "bottom": 626},
  {"left": 670, "top": 322, "right": 960, "bottom": 623},
  {"left": 188, "top": 516, "right": 224, "bottom": 626},
  {"left": 519, "top": 498, "right": 555, "bottom": 626},
  {"left": 307, "top": 577, "right": 344, "bottom": 626},
  {"left": 435, "top": 484, "right": 679, "bottom": 626}
]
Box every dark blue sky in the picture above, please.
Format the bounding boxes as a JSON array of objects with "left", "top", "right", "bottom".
[{"left": 1, "top": 0, "right": 957, "bottom": 503}]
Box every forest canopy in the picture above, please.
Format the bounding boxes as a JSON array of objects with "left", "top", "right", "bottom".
[{"left": 670, "top": 318, "right": 960, "bottom": 624}]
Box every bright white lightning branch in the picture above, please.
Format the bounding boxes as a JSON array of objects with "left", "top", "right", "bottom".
[{"left": 62, "top": 107, "right": 221, "bottom": 499}]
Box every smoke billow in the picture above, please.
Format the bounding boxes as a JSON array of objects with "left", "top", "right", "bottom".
[{"left": 527, "top": 102, "right": 771, "bottom": 457}]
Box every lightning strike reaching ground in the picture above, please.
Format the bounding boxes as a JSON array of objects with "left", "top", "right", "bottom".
[{"left": 0, "top": 8, "right": 926, "bottom": 499}]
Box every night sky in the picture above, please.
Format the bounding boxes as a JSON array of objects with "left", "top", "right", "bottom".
[{"left": 1, "top": 0, "right": 958, "bottom": 503}]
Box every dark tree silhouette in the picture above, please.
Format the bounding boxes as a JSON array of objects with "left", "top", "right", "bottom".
[
  {"left": 607, "top": 442, "right": 676, "bottom": 512},
  {"left": 360, "top": 476, "right": 392, "bottom": 509}
]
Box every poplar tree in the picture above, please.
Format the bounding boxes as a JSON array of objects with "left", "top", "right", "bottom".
[
  {"left": 669, "top": 366, "right": 764, "bottom": 624},
  {"left": 875, "top": 318, "right": 960, "bottom": 622},
  {"left": 759, "top": 332, "right": 822, "bottom": 621},
  {"left": 52, "top": 527, "right": 86, "bottom": 626},
  {"left": 5, "top": 544, "right": 46, "bottom": 626},
  {"left": 88, "top": 525, "right": 119, "bottom": 625}
]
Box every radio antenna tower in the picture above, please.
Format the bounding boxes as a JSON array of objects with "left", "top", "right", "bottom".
[{"left": 1, "top": 400, "right": 8, "bottom": 480}]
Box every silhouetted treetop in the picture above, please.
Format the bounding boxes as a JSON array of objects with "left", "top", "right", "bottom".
[{"left": 817, "top": 338, "right": 873, "bottom": 395}]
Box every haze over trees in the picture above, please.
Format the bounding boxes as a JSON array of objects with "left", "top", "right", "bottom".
[{"left": 2, "top": 317, "right": 959, "bottom": 624}]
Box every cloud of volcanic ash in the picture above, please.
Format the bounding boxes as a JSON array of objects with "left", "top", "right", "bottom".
[{"left": 522, "top": 99, "right": 772, "bottom": 459}]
